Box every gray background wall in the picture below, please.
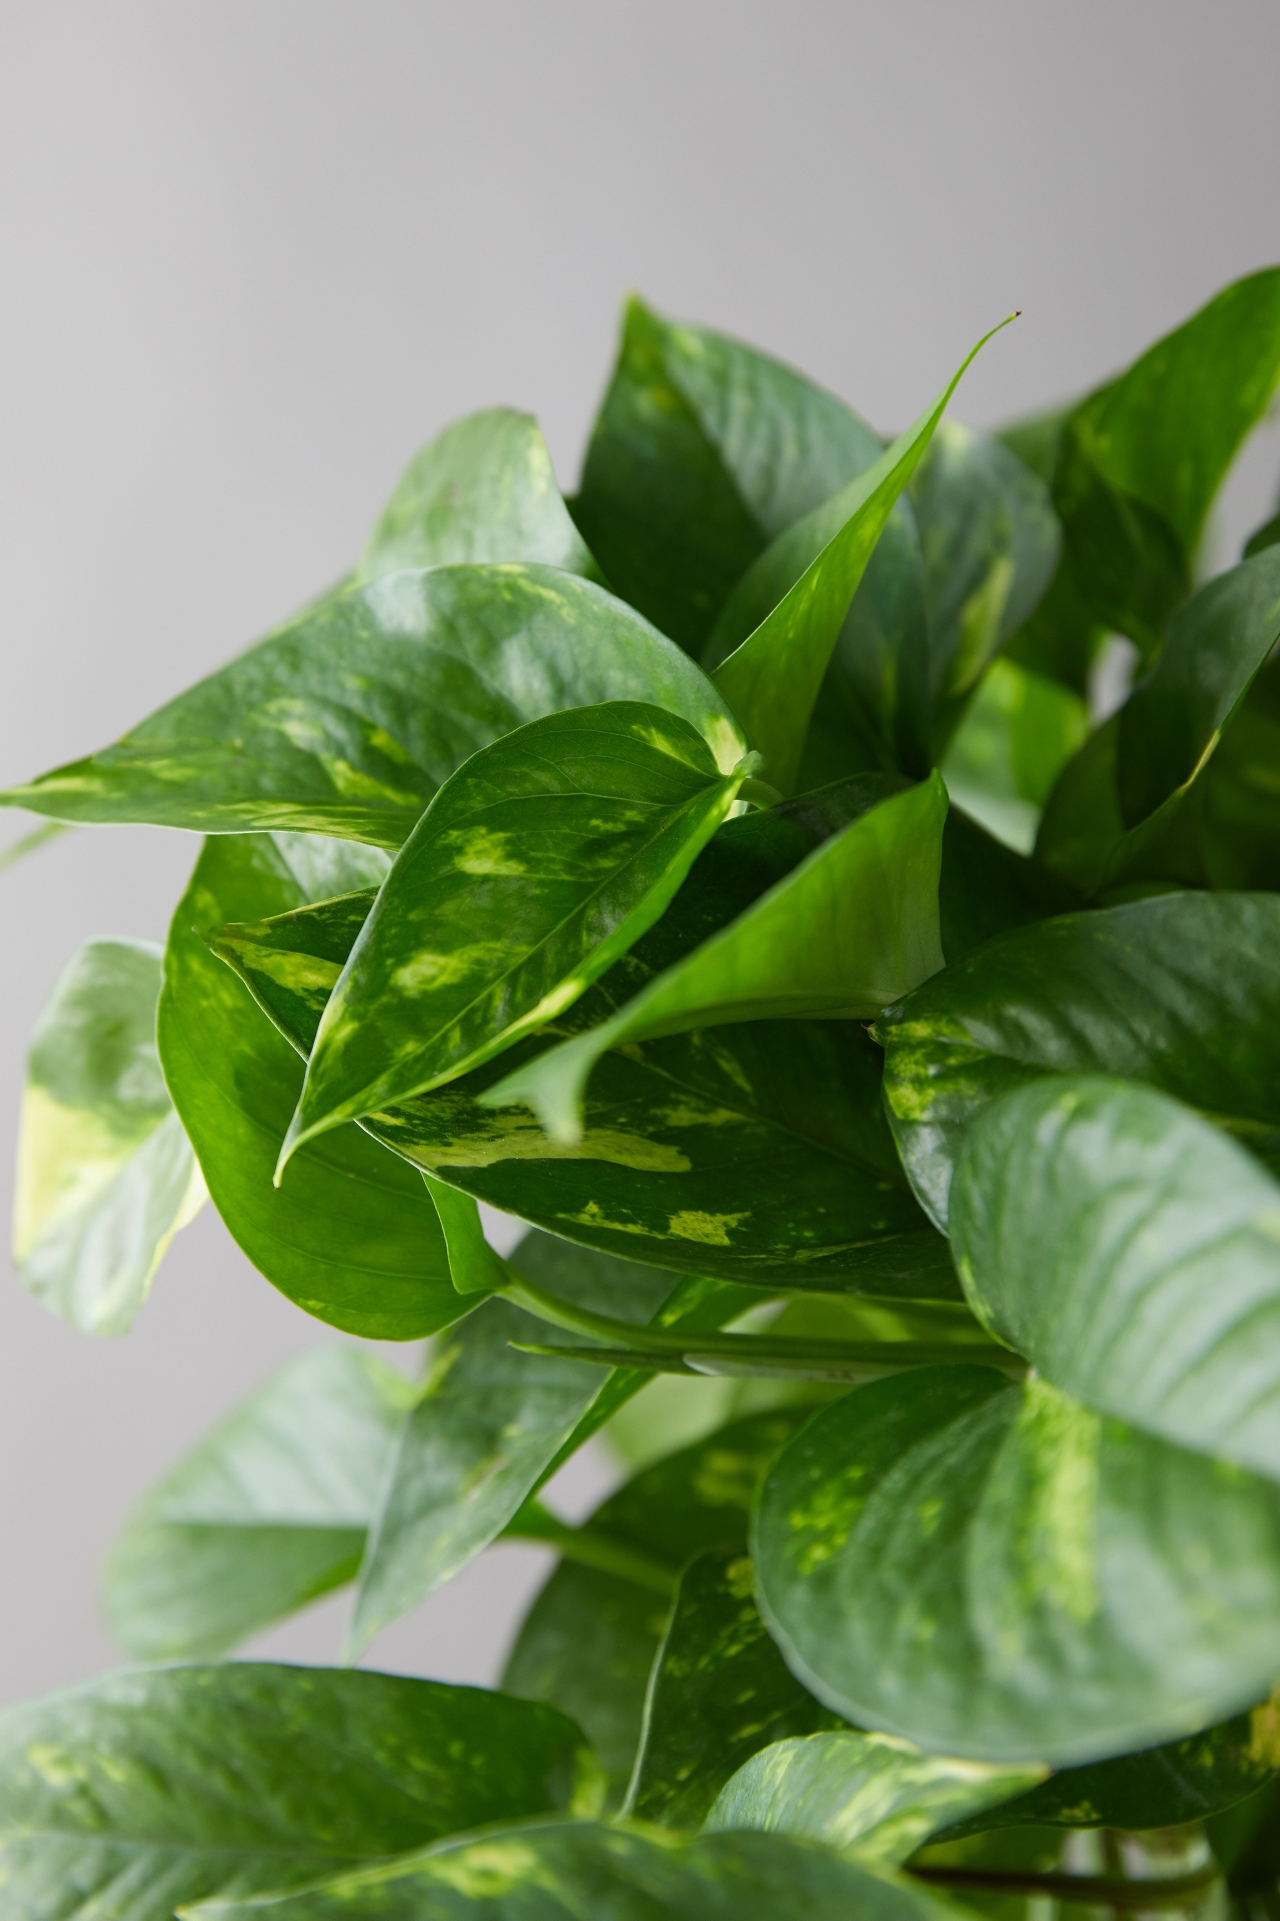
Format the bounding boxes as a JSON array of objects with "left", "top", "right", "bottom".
[{"left": 1, "top": 0, "right": 1278, "bottom": 1707}]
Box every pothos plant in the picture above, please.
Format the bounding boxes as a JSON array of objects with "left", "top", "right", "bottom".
[{"left": 3, "top": 269, "right": 1280, "bottom": 1921}]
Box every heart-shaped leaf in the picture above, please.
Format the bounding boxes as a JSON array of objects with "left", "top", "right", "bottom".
[
  {"left": 483, "top": 776, "right": 946, "bottom": 1143},
  {"left": 15, "top": 938, "right": 205, "bottom": 1334},
  {"left": 754, "top": 1367, "right": 1280, "bottom": 1763}
]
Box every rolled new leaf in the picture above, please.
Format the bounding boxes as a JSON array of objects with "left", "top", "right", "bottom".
[
  {"left": 482, "top": 774, "right": 947, "bottom": 1144},
  {"left": 15, "top": 938, "right": 205, "bottom": 1335},
  {"left": 753, "top": 1366, "right": 1280, "bottom": 1764},
  {"left": 278, "top": 701, "right": 756, "bottom": 1168},
  {"left": 950, "top": 1075, "right": 1280, "bottom": 1482}
]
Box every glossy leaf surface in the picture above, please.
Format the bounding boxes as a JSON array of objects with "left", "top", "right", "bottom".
[
  {"left": 626, "top": 1547, "right": 840, "bottom": 1828},
  {"left": 105, "top": 1346, "right": 413, "bottom": 1660},
  {"left": 357, "top": 408, "right": 597, "bottom": 582},
  {"left": 952, "top": 1076, "right": 1280, "bottom": 1480},
  {"left": 159, "top": 833, "right": 460, "bottom": 1339},
  {"left": 754, "top": 1367, "right": 1280, "bottom": 1763},
  {"left": 192, "top": 1819, "right": 954, "bottom": 1921},
  {"left": 573, "top": 295, "right": 881, "bottom": 652},
  {"left": 2, "top": 566, "right": 742, "bottom": 846},
  {"left": 880, "top": 891, "right": 1280, "bottom": 1229},
  {"left": 0, "top": 1664, "right": 598, "bottom": 1921},
  {"left": 14, "top": 938, "right": 205, "bottom": 1335},
  {"left": 283, "top": 703, "right": 754, "bottom": 1162},
  {"left": 483, "top": 776, "right": 947, "bottom": 1143},
  {"left": 705, "top": 1729, "right": 1039, "bottom": 1862}
]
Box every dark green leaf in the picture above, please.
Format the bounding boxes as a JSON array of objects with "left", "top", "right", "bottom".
[
  {"left": 1244, "top": 510, "right": 1280, "bottom": 560},
  {"left": 281, "top": 702, "right": 755, "bottom": 1163},
  {"left": 941, "top": 658, "right": 1087, "bottom": 855},
  {"left": 1037, "top": 547, "right": 1280, "bottom": 893},
  {"left": 879, "top": 891, "right": 1280, "bottom": 1229},
  {"left": 1208, "top": 1774, "right": 1280, "bottom": 1903},
  {"left": 626, "top": 1546, "right": 841, "bottom": 1829},
  {"left": 0, "top": 1663, "right": 600, "bottom": 1921},
  {"left": 951, "top": 1076, "right": 1280, "bottom": 1480},
  {"left": 191, "top": 1819, "right": 957, "bottom": 1921},
  {"left": 754, "top": 1367, "right": 1280, "bottom": 1763},
  {"left": 356, "top": 408, "right": 598, "bottom": 583},
  {"left": 573, "top": 296, "right": 882, "bottom": 652},
  {"left": 705, "top": 1729, "right": 1040, "bottom": 1861},
  {"left": 15, "top": 938, "right": 205, "bottom": 1334},
  {"left": 483, "top": 777, "right": 947, "bottom": 1144},
  {"left": 504, "top": 1410, "right": 814, "bottom": 1803},
  {"left": 158, "top": 832, "right": 461, "bottom": 1339},
  {"left": 1197, "top": 647, "right": 1280, "bottom": 890},
  {"left": 104, "top": 1345, "right": 413, "bottom": 1660},
  {"left": 1, "top": 566, "right": 742, "bottom": 847},
  {"left": 936, "top": 808, "right": 1080, "bottom": 966}
]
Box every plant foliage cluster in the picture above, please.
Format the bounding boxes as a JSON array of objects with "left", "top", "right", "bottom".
[{"left": 5, "top": 270, "right": 1280, "bottom": 1919}]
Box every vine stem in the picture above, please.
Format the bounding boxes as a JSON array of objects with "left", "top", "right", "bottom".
[
  {"left": 907, "top": 1862, "right": 1219, "bottom": 1911},
  {"left": 501, "top": 1498, "right": 676, "bottom": 1596}
]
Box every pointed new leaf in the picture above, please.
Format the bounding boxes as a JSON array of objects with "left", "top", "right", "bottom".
[
  {"left": 281, "top": 703, "right": 755, "bottom": 1164},
  {"left": 708, "top": 321, "right": 1013, "bottom": 793},
  {"left": 951, "top": 1076, "right": 1280, "bottom": 1482},
  {"left": 705, "top": 1729, "right": 1040, "bottom": 1862},
  {"left": 0, "top": 1664, "right": 599, "bottom": 1921},
  {"left": 1, "top": 566, "right": 742, "bottom": 846},
  {"left": 573, "top": 295, "right": 883, "bottom": 651},
  {"left": 880, "top": 891, "right": 1280, "bottom": 1229},
  {"left": 357, "top": 408, "right": 598, "bottom": 582},
  {"left": 15, "top": 938, "right": 205, "bottom": 1334},
  {"left": 754, "top": 1367, "right": 1280, "bottom": 1763},
  {"left": 483, "top": 776, "right": 947, "bottom": 1143},
  {"left": 158, "top": 834, "right": 461, "bottom": 1339},
  {"left": 626, "top": 1547, "right": 841, "bottom": 1829},
  {"left": 104, "top": 1345, "right": 414, "bottom": 1660}
]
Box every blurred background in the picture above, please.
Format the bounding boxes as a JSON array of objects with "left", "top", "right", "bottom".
[{"left": 2, "top": 0, "right": 1278, "bottom": 1705}]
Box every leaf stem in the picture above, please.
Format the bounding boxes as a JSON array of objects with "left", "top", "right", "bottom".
[
  {"left": 501, "top": 1499, "right": 677, "bottom": 1595},
  {"left": 907, "top": 1863, "right": 1219, "bottom": 1911}
]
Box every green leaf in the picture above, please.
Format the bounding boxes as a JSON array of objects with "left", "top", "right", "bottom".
[
  {"left": 573, "top": 296, "right": 882, "bottom": 652},
  {"left": 212, "top": 791, "right": 951, "bottom": 1292},
  {"left": 879, "top": 891, "right": 1280, "bottom": 1230},
  {"left": 754, "top": 1366, "right": 1280, "bottom": 1763},
  {"left": 158, "top": 833, "right": 462, "bottom": 1339},
  {"left": 941, "top": 658, "right": 1087, "bottom": 855},
  {"left": 1208, "top": 1774, "right": 1280, "bottom": 1904},
  {"left": 104, "top": 1345, "right": 414, "bottom": 1660},
  {"left": 626, "top": 1546, "right": 841, "bottom": 1829},
  {"left": 937, "top": 1697, "right": 1280, "bottom": 1836},
  {"left": 1, "top": 566, "right": 743, "bottom": 847},
  {"left": 704, "top": 1729, "right": 1041, "bottom": 1862},
  {"left": 707, "top": 321, "right": 1013, "bottom": 794},
  {"left": 482, "top": 776, "right": 947, "bottom": 1144},
  {"left": 189, "top": 1819, "right": 957, "bottom": 1921},
  {"left": 356, "top": 408, "right": 599, "bottom": 583},
  {"left": 280, "top": 702, "right": 756, "bottom": 1166},
  {"left": 0, "top": 1663, "right": 600, "bottom": 1921},
  {"left": 14, "top": 938, "right": 205, "bottom": 1335},
  {"left": 1245, "top": 509, "right": 1280, "bottom": 559},
  {"left": 1037, "top": 546, "right": 1280, "bottom": 893},
  {"left": 936, "top": 808, "right": 1079, "bottom": 966},
  {"left": 951, "top": 1075, "right": 1280, "bottom": 1480},
  {"left": 504, "top": 1410, "right": 814, "bottom": 1803},
  {"left": 346, "top": 1231, "right": 687, "bottom": 1655},
  {"left": 1197, "top": 646, "right": 1280, "bottom": 891},
  {"left": 1053, "top": 267, "right": 1280, "bottom": 656}
]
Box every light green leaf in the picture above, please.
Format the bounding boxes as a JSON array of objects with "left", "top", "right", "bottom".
[
  {"left": 753, "top": 1366, "right": 1280, "bottom": 1763},
  {"left": 879, "top": 891, "right": 1280, "bottom": 1230},
  {"left": 0, "top": 1663, "right": 600, "bottom": 1921},
  {"left": 1, "top": 566, "right": 742, "bottom": 847},
  {"left": 573, "top": 295, "right": 882, "bottom": 652},
  {"left": 482, "top": 776, "right": 947, "bottom": 1143},
  {"left": 1037, "top": 546, "right": 1280, "bottom": 893},
  {"left": 280, "top": 702, "right": 755, "bottom": 1165},
  {"left": 951, "top": 1076, "right": 1280, "bottom": 1481},
  {"left": 704, "top": 1729, "right": 1040, "bottom": 1862},
  {"left": 15, "top": 938, "right": 205, "bottom": 1335},
  {"left": 707, "top": 320, "right": 1014, "bottom": 793},
  {"left": 420, "top": 1176, "right": 508, "bottom": 1296},
  {"left": 104, "top": 1345, "right": 414, "bottom": 1661},
  {"left": 941, "top": 658, "right": 1087, "bottom": 855},
  {"left": 357, "top": 408, "right": 598, "bottom": 583},
  {"left": 626, "top": 1546, "right": 841, "bottom": 1829},
  {"left": 189, "top": 1819, "right": 957, "bottom": 1921},
  {"left": 158, "top": 833, "right": 462, "bottom": 1339}
]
